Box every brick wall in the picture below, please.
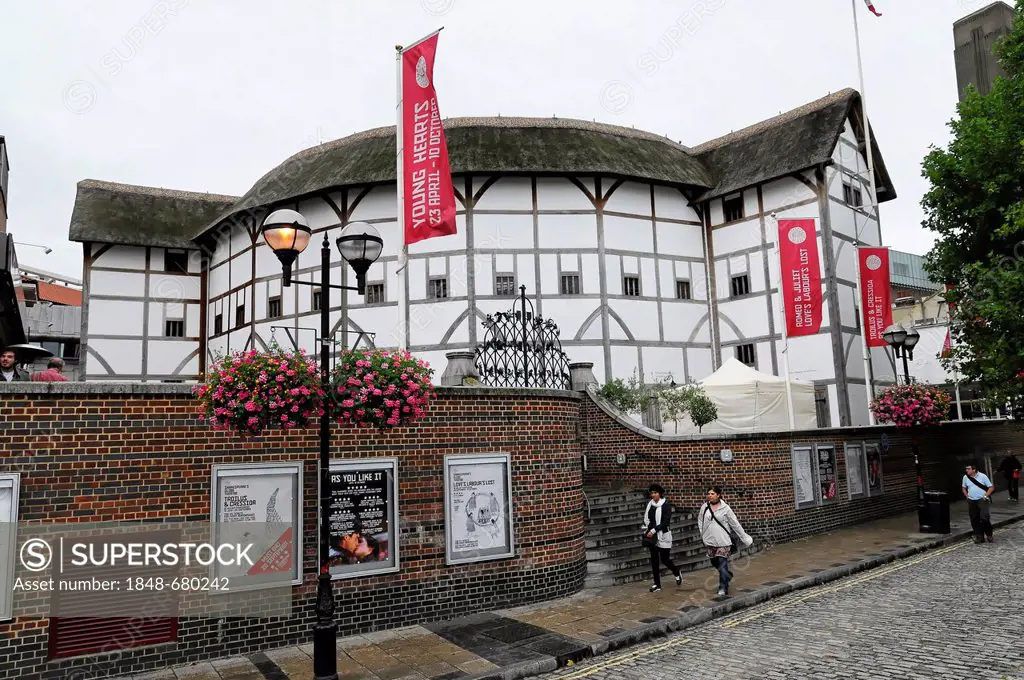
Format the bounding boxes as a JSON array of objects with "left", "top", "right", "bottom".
[
  {"left": 580, "top": 392, "right": 1024, "bottom": 542},
  {"left": 0, "top": 384, "right": 586, "bottom": 680}
]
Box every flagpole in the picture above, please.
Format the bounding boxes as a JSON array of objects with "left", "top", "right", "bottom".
[
  {"left": 771, "top": 215, "right": 797, "bottom": 430},
  {"left": 852, "top": 0, "right": 878, "bottom": 424},
  {"left": 396, "top": 44, "right": 409, "bottom": 352}
]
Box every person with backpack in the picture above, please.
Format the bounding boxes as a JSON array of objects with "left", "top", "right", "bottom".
[
  {"left": 697, "top": 486, "right": 754, "bottom": 597},
  {"left": 962, "top": 463, "right": 995, "bottom": 543},
  {"left": 640, "top": 483, "right": 682, "bottom": 593}
]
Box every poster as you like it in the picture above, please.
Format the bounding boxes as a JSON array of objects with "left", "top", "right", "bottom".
[
  {"left": 327, "top": 460, "right": 398, "bottom": 579},
  {"left": 212, "top": 464, "right": 302, "bottom": 588},
  {"left": 793, "top": 447, "right": 817, "bottom": 508},
  {"left": 445, "top": 454, "right": 514, "bottom": 564},
  {"left": 846, "top": 445, "right": 867, "bottom": 498},
  {"left": 817, "top": 446, "right": 838, "bottom": 502}
]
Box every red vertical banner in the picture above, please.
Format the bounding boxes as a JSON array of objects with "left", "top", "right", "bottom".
[
  {"left": 858, "top": 247, "right": 893, "bottom": 347},
  {"left": 401, "top": 33, "right": 457, "bottom": 245},
  {"left": 777, "top": 219, "right": 823, "bottom": 337}
]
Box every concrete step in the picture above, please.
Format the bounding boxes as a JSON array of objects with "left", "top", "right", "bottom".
[
  {"left": 584, "top": 517, "right": 698, "bottom": 537},
  {"left": 583, "top": 544, "right": 759, "bottom": 588},
  {"left": 586, "top": 535, "right": 705, "bottom": 562},
  {"left": 585, "top": 544, "right": 708, "bottom": 574},
  {"left": 585, "top": 502, "right": 698, "bottom": 522}
]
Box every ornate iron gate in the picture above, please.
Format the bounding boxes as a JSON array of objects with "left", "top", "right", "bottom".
[{"left": 474, "top": 286, "right": 571, "bottom": 389}]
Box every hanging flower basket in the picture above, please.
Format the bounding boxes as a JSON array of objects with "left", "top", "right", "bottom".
[
  {"left": 870, "top": 383, "right": 952, "bottom": 428},
  {"left": 329, "top": 349, "right": 436, "bottom": 429},
  {"left": 193, "top": 344, "right": 324, "bottom": 437}
]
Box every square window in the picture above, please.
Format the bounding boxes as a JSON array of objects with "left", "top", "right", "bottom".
[
  {"left": 235, "top": 305, "right": 245, "bottom": 328},
  {"left": 495, "top": 275, "right": 516, "bottom": 297},
  {"left": 312, "top": 290, "right": 322, "bottom": 312},
  {"left": 365, "top": 283, "right": 385, "bottom": 305},
  {"left": 164, "top": 250, "right": 188, "bottom": 273},
  {"left": 676, "top": 279, "right": 692, "bottom": 300},
  {"left": 165, "top": 319, "right": 185, "bottom": 338},
  {"left": 268, "top": 296, "right": 282, "bottom": 319},
  {"left": 735, "top": 343, "right": 756, "bottom": 367},
  {"left": 843, "top": 182, "right": 863, "bottom": 208},
  {"left": 214, "top": 314, "right": 223, "bottom": 335},
  {"left": 723, "top": 194, "right": 744, "bottom": 222},
  {"left": 731, "top": 275, "right": 750, "bottom": 297},
  {"left": 429, "top": 278, "right": 448, "bottom": 299},
  {"left": 560, "top": 274, "right": 581, "bottom": 295},
  {"left": 623, "top": 276, "right": 640, "bottom": 297}
]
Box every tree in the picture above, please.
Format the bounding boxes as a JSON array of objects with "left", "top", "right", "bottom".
[
  {"left": 921, "top": 1, "right": 1024, "bottom": 409},
  {"left": 687, "top": 392, "right": 718, "bottom": 433}
]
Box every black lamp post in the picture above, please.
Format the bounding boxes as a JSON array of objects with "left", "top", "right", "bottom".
[
  {"left": 260, "top": 209, "right": 383, "bottom": 680},
  {"left": 882, "top": 323, "right": 927, "bottom": 520}
]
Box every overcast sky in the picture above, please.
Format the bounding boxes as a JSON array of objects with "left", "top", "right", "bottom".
[{"left": 0, "top": 0, "right": 992, "bottom": 279}]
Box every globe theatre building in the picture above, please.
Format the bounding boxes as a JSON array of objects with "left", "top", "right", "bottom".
[{"left": 68, "top": 88, "right": 897, "bottom": 427}]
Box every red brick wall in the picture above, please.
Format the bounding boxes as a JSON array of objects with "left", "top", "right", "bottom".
[
  {"left": 0, "top": 384, "right": 585, "bottom": 680},
  {"left": 580, "top": 394, "right": 1023, "bottom": 541}
]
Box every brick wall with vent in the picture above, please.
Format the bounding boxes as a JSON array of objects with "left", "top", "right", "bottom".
[
  {"left": 579, "top": 394, "right": 1023, "bottom": 542},
  {"left": 0, "top": 384, "right": 586, "bottom": 680}
]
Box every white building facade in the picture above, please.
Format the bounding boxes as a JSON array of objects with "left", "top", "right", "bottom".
[{"left": 70, "top": 89, "right": 897, "bottom": 426}]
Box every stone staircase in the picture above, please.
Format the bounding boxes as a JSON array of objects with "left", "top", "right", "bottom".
[{"left": 583, "top": 487, "right": 754, "bottom": 588}]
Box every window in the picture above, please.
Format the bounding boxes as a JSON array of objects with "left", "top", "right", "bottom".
[
  {"left": 842, "top": 182, "right": 863, "bottom": 208},
  {"left": 623, "top": 276, "right": 640, "bottom": 297},
  {"left": 723, "top": 194, "right": 744, "bottom": 222},
  {"left": 676, "top": 279, "right": 692, "bottom": 300},
  {"left": 365, "top": 283, "right": 385, "bottom": 305},
  {"left": 164, "top": 250, "right": 188, "bottom": 273},
  {"left": 560, "top": 274, "right": 581, "bottom": 295},
  {"left": 268, "top": 296, "right": 282, "bottom": 319},
  {"left": 312, "top": 290, "right": 322, "bottom": 312},
  {"left": 61, "top": 341, "right": 80, "bottom": 360},
  {"left": 893, "top": 262, "right": 910, "bottom": 276},
  {"left": 429, "top": 278, "right": 448, "bottom": 299},
  {"left": 165, "top": 319, "right": 184, "bottom": 338},
  {"left": 214, "top": 314, "right": 223, "bottom": 335},
  {"left": 41, "top": 341, "right": 61, "bottom": 356},
  {"left": 731, "top": 274, "right": 750, "bottom": 297},
  {"left": 235, "top": 305, "right": 245, "bottom": 328},
  {"left": 495, "top": 274, "right": 516, "bottom": 297},
  {"left": 735, "top": 343, "right": 756, "bottom": 367}
]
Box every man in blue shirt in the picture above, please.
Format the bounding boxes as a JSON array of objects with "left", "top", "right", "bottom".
[{"left": 962, "top": 463, "right": 995, "bottom": 543}]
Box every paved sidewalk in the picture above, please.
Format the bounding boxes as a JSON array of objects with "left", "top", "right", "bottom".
[{"left": 127, "top": 493, "right": 1024, "bottom": 680}]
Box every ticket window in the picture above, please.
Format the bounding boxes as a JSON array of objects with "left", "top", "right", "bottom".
[{"left": 0, "top": 473, "right": 20, "bottom": 622}]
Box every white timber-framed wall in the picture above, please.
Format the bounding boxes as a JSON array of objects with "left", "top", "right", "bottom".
[
  {"left": 204, "top": 175, "right": 716, "bottom": 388},
  {"left": 81, "top": 242, "right": 202, "bottom": 381}
]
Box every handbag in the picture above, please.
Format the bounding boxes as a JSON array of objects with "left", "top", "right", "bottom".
[
  {"left": 706, "top": 504, "right": 740, "bottom": 553},
  {"left": 641, "top": 531, "right": 657, "bottom": 548}
]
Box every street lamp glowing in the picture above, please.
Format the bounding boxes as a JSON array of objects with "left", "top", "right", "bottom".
[
  {"left": 261, "top": 209, "right": 312, "bottom": 284},
  {"left": 336, "top": 222, "right": 383, "bottom": 294}
]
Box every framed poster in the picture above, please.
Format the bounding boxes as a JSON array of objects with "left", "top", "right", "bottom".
[
  {"left": 444, "top": 453, "right": 515, "bottom": 565},
  {"left": 865, "top": 443, "right": 884, "bottom": 496},
  {"left": 845, "top": 443, "right": 868, "bottom": 500},
  {"left": 0, "top": 473, "right": 19, "bottom": 621},
  {"left": 816, "top": 445, "right": 838, "bottom": 504},
  {"left": 791, "top": 445, "right": 818, "bottom": 509},
  {"left": 211, "top": 463, "right": 303, "bottom": 589},
  {"left": 327, "top": 459, "right": 399, "bottom": 580}
]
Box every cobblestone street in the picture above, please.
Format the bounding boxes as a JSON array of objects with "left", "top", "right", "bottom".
[{"left": 544, "top": 522, "right": 1024, "bottom": 680}]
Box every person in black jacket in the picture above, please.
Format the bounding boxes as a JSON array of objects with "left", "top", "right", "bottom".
[
  {"left": 998, "top": 454, "right": 1022, "bottom": 502},
  {"left": 0, "top": 349, "right": 29, "bottom": 382},
  {"left": 641, "top": 483, "right": 682, "bottom": 592}
]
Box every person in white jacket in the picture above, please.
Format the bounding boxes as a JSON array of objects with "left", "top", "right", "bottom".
[
  {"left": 641, "top": 484, "right": 683, "bottom": 592},
  {"left": 697, "top": 486, "right": 754, "bottom": 597}
]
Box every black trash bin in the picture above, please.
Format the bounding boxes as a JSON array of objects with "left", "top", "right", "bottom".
[{"left": 919, "top": 491, "right": 951, "bottom": 534}]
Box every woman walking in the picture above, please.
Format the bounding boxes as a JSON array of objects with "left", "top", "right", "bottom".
[
  {"left": 697, "top": 486, "right": 754, "bottom": 596},
  {"left": 641, "top": 483, "right": 682, "bottom": 592}
]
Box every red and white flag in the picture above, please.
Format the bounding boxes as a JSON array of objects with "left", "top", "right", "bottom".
[
  {"left": 778, "top": 219, "right": 823, "bottom": 337},
  {"left": 858, "top": 247, "right": 893, "bottom": 347},
  {"left": 401, "top": 32, "right": 457, "bottom": 246},
  {"left": 863, "top": 0, "right": 882, "bottom": 17}
]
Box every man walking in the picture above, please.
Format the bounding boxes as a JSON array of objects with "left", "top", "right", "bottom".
[
  {"left": 32, "top": 357, "right": 68, "bottom": 382},
  {"left": 962, "top": 463, "right": 995, "bottom": 544},
  {"left": 0, "top": 348, "right": 29, "bottom": 382},
  {"left": 998, "top": 454, "right": 1021, "bottom": 503}
]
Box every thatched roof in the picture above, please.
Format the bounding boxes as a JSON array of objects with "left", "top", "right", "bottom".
[
  {"left": 68, "top": 180, "right": 238, "bottom": 249},
  {"left": 203, "top": 117, "right": 716, "bottom": 231},
  {"left": 692, "top": 88, "right": 896, "bottom": 203}
]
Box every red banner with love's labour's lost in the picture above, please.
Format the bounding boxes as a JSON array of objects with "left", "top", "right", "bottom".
[
  {"left": 858, "top": 247, "right": 893, "bottom": 347},
  {"left": 777, "top": 219, "right": 823, "bottom": 337},
  {"left": 401, "top": 33, "right": 457, "bottom": 246}
]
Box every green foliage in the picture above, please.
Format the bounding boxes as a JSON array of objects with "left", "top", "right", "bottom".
[
  {"left": 596, "top": 374, "right": 643, "bottom": 413},
  {"left": 687, "top": 391, "right": 718, "bottom": 432},
  {"left": 597, "top": 375, "right": 719, "bottom": 432},
  {"left": 920, "top": 1, "right": 1024, "bottom": 407}
]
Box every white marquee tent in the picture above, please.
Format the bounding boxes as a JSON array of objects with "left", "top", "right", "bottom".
[{"left": 667, "top": 358, "right": 818, "bottom": 433}]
